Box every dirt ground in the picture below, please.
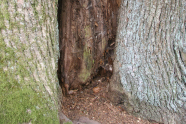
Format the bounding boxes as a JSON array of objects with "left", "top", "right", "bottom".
[{"left": 61, "top": 77, "right": 159, "bottom": 124}]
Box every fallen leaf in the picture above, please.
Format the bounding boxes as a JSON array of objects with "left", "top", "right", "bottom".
[{"left": 93, "top": 87, "right": 100, "bottom": 93}]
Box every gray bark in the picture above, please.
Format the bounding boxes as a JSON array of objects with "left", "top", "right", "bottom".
[
  {"left": 0, "top": 0, "right": 60, "bottom": 123},
  {"left": 109, "top": 0, "right": 186, "bottom": 123}
]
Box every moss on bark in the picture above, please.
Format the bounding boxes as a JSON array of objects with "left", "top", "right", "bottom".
[{"left": 0, "top": 0, "right": 60, "bottom": 123}]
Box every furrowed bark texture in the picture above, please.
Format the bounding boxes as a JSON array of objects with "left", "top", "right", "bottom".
[
  {"left": 58, "top": 0, "right": 120, "bottom": 90},
  {"left": 109, "top": 0, "right": 186, "bottom": 123},
  {"left": 0, "top": 0, "right": 60, "bottom": 123}
]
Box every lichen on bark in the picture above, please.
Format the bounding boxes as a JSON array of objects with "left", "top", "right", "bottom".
[{"left": 110, "top": 0, "right": 186, "bottom": 123}]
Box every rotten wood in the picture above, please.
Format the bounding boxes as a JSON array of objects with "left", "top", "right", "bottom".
[{"left": 58, "top": 0, "right": 120, "bottom": 94}]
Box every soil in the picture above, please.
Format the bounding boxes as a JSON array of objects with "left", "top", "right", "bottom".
[{"left": 61, "top": 76, "right": 159, "bottom": 124}]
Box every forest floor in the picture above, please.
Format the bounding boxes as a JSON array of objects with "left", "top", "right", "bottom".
[{"left": 62, "top": 77, "right": 159, "bottom": 124}]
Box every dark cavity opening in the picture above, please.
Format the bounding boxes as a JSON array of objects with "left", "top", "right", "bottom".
[{"left": 57, "top": 0, "right": 120, "bottom": 96}]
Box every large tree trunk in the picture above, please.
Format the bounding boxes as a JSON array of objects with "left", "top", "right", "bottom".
[
  {"left": 108, "top": 0, "right": 186, "bottom": 123},
  {"left": 0, "top": 0, "right": 60, "bottom": 123},
  {"left": 58, "top": 0, "right": 120, "bottom": 93}
]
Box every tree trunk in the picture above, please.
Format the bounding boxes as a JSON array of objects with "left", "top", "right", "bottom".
[
  {"left": 58, "top": 0, "right": 120, "bottom": 93},
  {"left": 0, "top": 0, "right": 60, "bottom": 123},
  {"left": 108, "top": 0, "right": 186, "bottom": 123}
]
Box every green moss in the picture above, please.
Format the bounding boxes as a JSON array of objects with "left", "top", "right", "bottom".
[
  {"left": 30, "top": 1, "right": 40, "bottom": 25},
  {"left": 0, "top": 1, "right": 60, "bottom": 123},
  {"left": 84, "top": 25, "right": 91, "bottom": 38},
  {"left": 78, "top": 49, "right": 93, "bottom": 82},
  {"left": 84, "top": 25, "right": 93, "bottom": 70},
  {"left": 0, "top": 11, "right": 6, "bottom": 30},
  {"left": 0, "top": 84, "right": 59, "bottom": 124},
  {"left": 78, "top": 25, "right": 95, "bottom": 82},
  {"left": 0, "top": 1, "right": 9, "bottom": 30},
  {"left": 79, "top": 69, "right": 91, "bottom": 82},
  {"left": 0, "top": 36, "right": 59, "bottom": 124},
  {"left": 0, "top": 1, "right": 24, "bottom": 30},
  {"left": 2, "top": 3, "right": 10, "bottom": 21},
  {"left": 83, "top": 50, "right": 93, "bottom": 70}
]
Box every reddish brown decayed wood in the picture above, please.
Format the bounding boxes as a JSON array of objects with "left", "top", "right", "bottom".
[{"left": 58, "top": 0, "right": 120, "bottom": 93}]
